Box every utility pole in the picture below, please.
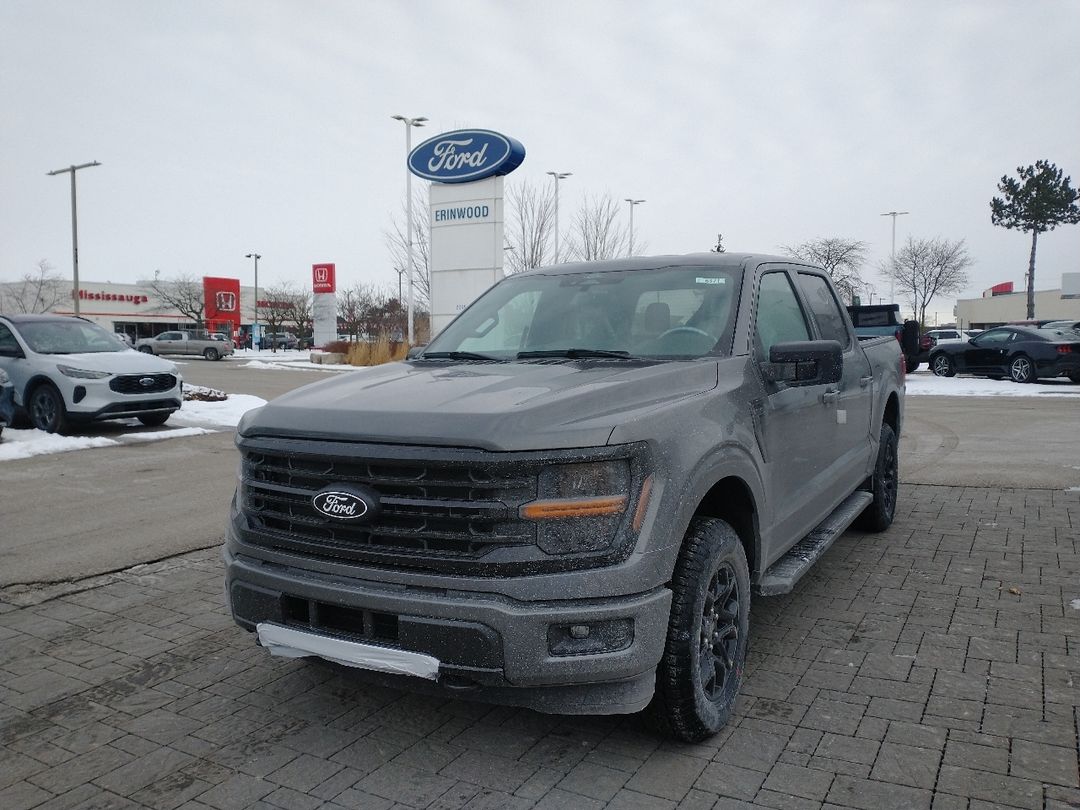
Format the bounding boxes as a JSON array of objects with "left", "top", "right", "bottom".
[
  {"left": 546, "top": 171, "right": 572, "bottom": 262},
  {"left": 47, "top": 161, "right": 101, "bottom": 316},
  {"left": 245, "top": 253, "right": 261, "bottom": 350},
  {"left": 625, "top": 198, "right": 645, "bottom": 256},
  {"left": 392, "top": 114, "right": 428, "bottom": 343},
  {"left": 880, "top": 211, "right": 909, "bottom": 305}
]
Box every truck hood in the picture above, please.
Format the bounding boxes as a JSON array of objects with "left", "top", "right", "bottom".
[
  {"left": 239, "top": 359, "right": 719, "bottom": 451},
  {"left": 31, "top": 351, "right": 179, "bottom": 375}
]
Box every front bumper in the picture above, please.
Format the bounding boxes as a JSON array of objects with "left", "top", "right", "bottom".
[
  {"left": 224, "top": 543, "right": 671, "bottom": 714},
  {"left": 54, "top": 375, "right": 182, "bottom": 422}
]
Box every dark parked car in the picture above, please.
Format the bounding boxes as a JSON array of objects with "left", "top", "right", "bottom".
[
  {"left": 0, "top": 367, "right": 14, "bottom": 440},
  {"left": 1039, "top": 320, "right": 1080, "bottom": 333},
  {"left": 266, "top": 333, "right": 299, "bottom": 350},
  {"left": 929, "top": 326, "right": 1080, "bottom": 383}
]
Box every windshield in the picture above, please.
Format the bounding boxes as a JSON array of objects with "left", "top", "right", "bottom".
[
  {"left": 425, "top": 265, "right": 741, "bottom": 360},
  {"left": 14, "top": 319, "right": 126, "bottom": 355}
]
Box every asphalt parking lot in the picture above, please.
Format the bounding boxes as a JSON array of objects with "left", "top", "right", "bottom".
[{"left": 1, "top": 366, "right": 1078, "bottom": 809}]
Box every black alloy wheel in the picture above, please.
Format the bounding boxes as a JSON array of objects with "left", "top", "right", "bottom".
[
  {"left": 1009, "top": 354, "right": 1035, "bottom": 383},
  {"left": 644, "top": 517, "right": 750, "bottom": 742},
  {"left": 29, "top": 384, "right": 68, "bottom": 434},
  {"left": 931, "top": 354, "right": 955, "bottom": 377},
  {"left": 698, "top": 563, "right": 741, "bottom": 701},
  {"left": 856, "top": 423, "right": 899, "bottom": 531}
]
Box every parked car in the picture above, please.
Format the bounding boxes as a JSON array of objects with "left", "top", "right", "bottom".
[
  {"left": 0, "top": 314, "right": 183, "bottom": 433},
  {"left": 913, "top": 329, "right": 972, "bottom": 367},
  {"left": 265, "top": 333, "right": 299, "bottom": 350},
  {"left": 1039, "top": 320, "right": 1080, "bottom": 333},
  {"left": 0, "top": 367, "right": 14, "bottom": 441},
  {"left": 846, "top": 304, "right": 920, "bottom": 371},
  {"left": 226, "top": 253, "right": 906, "bottom": 741},
  {"left": 929, "top": 325, "right": 1080, "bottom": 383},
  {"left": 135, "top": 330, "right": 234, "bottom": 360}
]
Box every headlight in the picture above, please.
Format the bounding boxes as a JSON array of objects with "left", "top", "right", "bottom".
[
  {"left": 57, "top": 364, "right": 112, "bottom": 379},
  {"left": 521, "top": 460, "right": 633, "bottom": 555}
]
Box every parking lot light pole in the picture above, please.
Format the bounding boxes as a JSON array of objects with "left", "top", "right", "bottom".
[
  {"left": 392, "top": 114, "right": 428, "bottom": 344},
  {"left": 546, "top": 171, "right": 572, "bottom": 263},
  {"left": 880, "top": 210, "right": 909, "bottom": 308},
  {"left": 47, "top": 161, "right": 101, "bottom": 316},
  {"left": 245, "top": 253, "right": 261, "bottom": 350},
  {"left": 625, "top": 198, "right": 646, "bottom": 256}
]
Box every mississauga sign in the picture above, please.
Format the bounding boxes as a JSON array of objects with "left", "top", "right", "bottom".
[{"left": 408, "top": 129, "right": 525, "bottom": 184}]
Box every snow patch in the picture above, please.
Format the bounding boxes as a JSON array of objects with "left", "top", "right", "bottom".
[
  {"left": 1070, "top": 599, "right": 1080, "bottom": 611},
  {"left": 171, "top": 394, "right": 266, "bottom": 428},
  {"left": 120, "top": 427, "right": 212, "bottom": 443},
  {"left": 906, "top": 371, "right": 1080, "bottom": 398},
  {"left": 0, "top": 430, "right": 118, "bottom": 461}
]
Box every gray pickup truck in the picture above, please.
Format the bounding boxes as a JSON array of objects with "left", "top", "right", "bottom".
[
  {"left": 135, "top": 330, "right": 234, "bottom": 361},
  {"left": 225, "top": 253, "right": 904, "bottom": 741}
]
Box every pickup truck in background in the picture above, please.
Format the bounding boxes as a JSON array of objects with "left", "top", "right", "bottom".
[
  {"left": 846, "top": 303, "right": 920, "bottom": 371},
  {"left": 135, "top": 330, "right": 234, "bottom": 360},
  {"left": 226, "top": 253, "right": 905, "bottom": 741}
]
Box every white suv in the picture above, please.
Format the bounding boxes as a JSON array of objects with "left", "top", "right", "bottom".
[{"left": 0, "top": 314, "right": 183, "bottom": 434}]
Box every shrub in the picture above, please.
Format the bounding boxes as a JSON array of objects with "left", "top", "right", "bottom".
[{"left": 346, "top": 332, "right": 409, "bottom": 367}]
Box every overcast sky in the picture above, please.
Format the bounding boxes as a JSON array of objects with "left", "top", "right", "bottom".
[{"left": 2, "top": 0, "right": 1078, "bottom": 323}]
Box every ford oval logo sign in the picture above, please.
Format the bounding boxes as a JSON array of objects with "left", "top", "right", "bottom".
[
  {"left": 312, "top": 487, "right": 380, "bottom": 522},
  {"left": 408, "top": 128, "right": 526, "bottom": 184}
]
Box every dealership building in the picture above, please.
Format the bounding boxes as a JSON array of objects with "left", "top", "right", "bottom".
[
  {"left": 954, "top": 272, "right": 1080, "bottom": 328},
  {"left": 0, "top": 278, "right": 261, "bottom": 342}
]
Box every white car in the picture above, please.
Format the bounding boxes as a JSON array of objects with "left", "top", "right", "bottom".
[{"left": 0, "top": 314, "right": 183, "bottom": 434}]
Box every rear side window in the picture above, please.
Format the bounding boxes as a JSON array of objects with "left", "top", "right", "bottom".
[
  {"left": 754, "top": 272, "right": 811, "bottom": 356},
  {"left": 797, "top": 273, "right": 851, "bottom": 349}
]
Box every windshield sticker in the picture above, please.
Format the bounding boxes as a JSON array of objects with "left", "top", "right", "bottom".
[{"left": 696, "top": 277, "right": 726, "bottom": 285}]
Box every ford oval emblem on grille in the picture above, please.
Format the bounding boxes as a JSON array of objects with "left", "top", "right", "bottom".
[
  {"left": 139, "top": 376, "right": 156, "bottom": 388},
  {"left": 312, "top": 487, "right": 380, "bottom": 522}
]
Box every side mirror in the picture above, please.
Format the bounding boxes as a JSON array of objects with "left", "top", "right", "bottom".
[
  {"left": 406, "top": 345, "right": 427, "bottom": 360},
  {"left": 763, "top": 340, "right": 843, "bottom": 386}
]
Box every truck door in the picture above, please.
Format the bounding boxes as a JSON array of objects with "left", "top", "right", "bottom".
[
  {"left": 751, "top": 269, "right": 837, "bottom": 559},
  {"left": 796, "top": 271, "right": 874, "bottom": 498}
]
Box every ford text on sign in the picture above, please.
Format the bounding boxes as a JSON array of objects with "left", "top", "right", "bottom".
[
  {"left": 408, "top": 129, "right": 525, "bottom": 184},
  {"left": 312, "top": 263, "right": 336, "bottom": 294}
]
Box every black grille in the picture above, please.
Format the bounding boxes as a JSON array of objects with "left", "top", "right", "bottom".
[
  {"left": 240, "top": 442, "right": 541, "bottom": 569},
  {"left": 109, "top": 373, "right": 177, "bottom": 394}
]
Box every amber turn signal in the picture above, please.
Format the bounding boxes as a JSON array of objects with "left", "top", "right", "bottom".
[{"left": 520, "top": 495, "right": 629, "bottom": 520}]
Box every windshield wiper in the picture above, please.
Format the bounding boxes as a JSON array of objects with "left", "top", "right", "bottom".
[
  {"left": 517, "top": 348, "right": 633, "bottom": 360},
  {"left": 418, "top": 350, "right": 500, "bottom": 361}
]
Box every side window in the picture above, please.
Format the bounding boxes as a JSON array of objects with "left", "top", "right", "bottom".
[
  {"left": 0, "top": 323, "right": 19, "bottom": 352},
  {"left": 975, "top": 329, "right": 1010, "bottom": 346},
  {"left": 754, "top": 272, "right": 811, "bottom": 357},
  {"left": 797, "top": 273, "right": 851, "bottom": 349}
]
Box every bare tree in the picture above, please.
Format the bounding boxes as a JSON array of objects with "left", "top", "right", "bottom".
[
  {"left": 781, "top": 238, "right": 868, "bottom": 304},
  {"left": 565, "top": 193, "right": 629, "bottom": 261},
  {"left": 505, "top": 179, "right": 555, "bottom": 274},
  {"left": 1, "top": 259, "right": 68, "bottom": 314},
  {"left": 881, "top": 236, "right": 972, "bottom": 327},
  {"left": 148, "top": 273, "right": 206, "bottom": 327},
  {"left": 258, "top": 283, "right": 297, "bottom": 352},
  {"left": 274, "top": 281, "right": 313, "bottom": 337},
  {"left": 337, "top": 283, "right": 376, "bottom": 340},
  {"left": 384, "top": 188, "right": 431, "bottom": 308}
]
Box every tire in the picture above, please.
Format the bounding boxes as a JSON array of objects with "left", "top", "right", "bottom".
[
  {"left": 905, "top": 358, "right": 920, "bottom": 373},
  {"left": 137, "top": 413, "right": 170, "bottom": 427},
  {"left": 931, "top": 353, "right": 955, "bottom": 377},
  {"left": 855, "top": 423, "right": 898, "bottom": 532},
  {"left": 138, "top": 345, "right": 153, "bottom": 354},
  {"left": 1009, "top": 354, "right": 1035, "bottom": 383},
  {"left": 203, "top": 347, "right": 220, "bottom": 361},
  {"left": 644, "top": 517, "right": 750, "bottom": 742},
  {"left": 1069, "top": 373, "right": 1080, "bottom": 384},
  {"left": 28, "top": 384, "right": 69, "bottom": 434}
]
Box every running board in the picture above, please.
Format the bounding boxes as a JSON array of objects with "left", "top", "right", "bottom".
[{"left": 755, "top": 490, "right": 873, "bottom": 596}]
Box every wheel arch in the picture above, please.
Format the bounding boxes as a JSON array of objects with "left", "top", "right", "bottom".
[
  {"left": 20, "top": 374, "right": 61, "bottom": 408},
  {"left": 690, "top": 475, "right": 760, "bottom": 580}
]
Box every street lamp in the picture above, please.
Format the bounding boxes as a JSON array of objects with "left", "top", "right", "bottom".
[
  {"left": 625, "top": 198, "right": 646, "bottom": 256},
  {"left": 245, "top": 253, "right": 261, "bottom": 350},
  {"left": 47, "top": 160, "right": 101, "bottom": 315},
  {"left": 880, "top": 211, "right": 909, "bottom": 305},
  {"left": 546, "top": 171, "right": 572, "bottom": 263},
  {"left": 392, "top": 114, "right": 428, "bottom": 344}
]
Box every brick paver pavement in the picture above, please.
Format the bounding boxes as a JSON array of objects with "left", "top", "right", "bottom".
[{"left": 2, "top": 484, "right": 1078, "bottom": 809}]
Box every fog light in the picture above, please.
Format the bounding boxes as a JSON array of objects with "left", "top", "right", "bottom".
[{"left": 547, "top": 619, "right": 633, "bottom": 656}]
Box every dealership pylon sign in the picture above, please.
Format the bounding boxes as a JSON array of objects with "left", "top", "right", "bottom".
[
  {"left": 312, "top": 263, "right": 337, "bottom": 349},
  {"left": 409, "top": 128, "right": 525, "bottom": 335},
  {"left": 203, "top": 276, "right": 241, "bottom": 336}
]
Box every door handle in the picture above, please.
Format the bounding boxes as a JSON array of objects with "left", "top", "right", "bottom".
[
  {"left": 859, "top": 375, "right": 873, "bottom": 388},
  {"left": 822, "top": 388, "right": 840, "bottom": 405}
]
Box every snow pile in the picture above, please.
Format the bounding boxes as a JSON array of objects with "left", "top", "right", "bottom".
[
  {"left": 906, "top": 370, "right": 1079, "bottom": 398},
  {"left": 183, "top": 384, "right": 228, "bottom": 402},
  {"left": 171, "top": 394, "right": 265, "bottom": 428},
  {"left": 0, "top": 431, "right": 118, "bottom": 461}
]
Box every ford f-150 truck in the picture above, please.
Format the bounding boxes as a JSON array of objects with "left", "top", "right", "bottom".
[
  {"left": 226, "top": 253, "right": 905, "bottom": 741},
  {"left": 135, "top": 330, "right": 233, "bottom": 360}
]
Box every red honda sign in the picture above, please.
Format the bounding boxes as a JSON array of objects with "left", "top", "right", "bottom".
[
  {"left": 203, "top": 276, "right": 242, "bottom": 333},
  {"left": 312, "top": 263, "right": 336, "bottom": 294}
]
